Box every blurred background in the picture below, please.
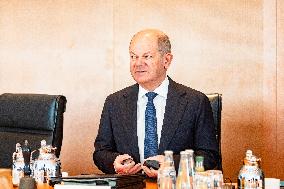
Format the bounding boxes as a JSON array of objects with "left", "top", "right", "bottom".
[{"left": 0, "top": 0, "right": 283, "bottom": 181}]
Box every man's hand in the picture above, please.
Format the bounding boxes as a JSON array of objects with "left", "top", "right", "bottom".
[
  {"left": 113, "top": 154, "right": 142, "bottom": 175},
  {"left": 142, "top": 155, "right": 164, "bottom": 178}
]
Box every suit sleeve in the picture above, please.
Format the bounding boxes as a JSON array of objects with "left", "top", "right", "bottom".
[
  {"left": 93, "top": 96, "right": 119, "bottom": 174},
  {"left": 194, "top": 94, "right": 219, "bottom": 170}
]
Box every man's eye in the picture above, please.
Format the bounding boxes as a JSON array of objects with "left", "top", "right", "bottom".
[
  {"left": 131, "top": 55, "right": 137, "bottom": 60},
  {"left": 144, "top": 55, "right": 152, "bottom": 60}
]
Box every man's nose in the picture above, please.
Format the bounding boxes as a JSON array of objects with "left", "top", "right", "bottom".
[{"left": 135, "top": 57, "right": 144, "bottom": 66}]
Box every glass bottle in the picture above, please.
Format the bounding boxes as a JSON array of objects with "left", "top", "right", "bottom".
[
  {"left": 158, "top": 150, "right": 176, "bottom": 189},
  {"left": 238, "top": 150, "right": 264, "bottom": 189},
  {"left": 195, "top": 156, "right": 205, "bottom": 172},
  {"left": 176, "top": 151, "right": 191, "bottom": 189},
  {"left": 185, "top": 149, "right": 195, "bottom": 188},
  {"left": 185, "top": 150, "right": 195, "bottom": 177},
  {"left": 194, "top": 156, "right": 207, "bottom": 189},
  {"left": 12, "top": 143, "right": 24, "bottom": 186}
]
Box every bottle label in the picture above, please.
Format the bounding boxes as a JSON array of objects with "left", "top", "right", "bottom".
[{"left": 238, "top": 178, "right": 263, "bottom": 189}]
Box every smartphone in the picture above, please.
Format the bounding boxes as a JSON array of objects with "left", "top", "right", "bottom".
[{"left": 143, "top": 160, "right": 160, "bottom": 170}]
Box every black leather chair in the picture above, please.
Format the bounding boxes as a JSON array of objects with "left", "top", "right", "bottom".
[
  {"left": 206, "top": 93, "right": 222, "bottom": 170},
  {"left": 0, "top": 93, "right": 67, "bottom": 168}
]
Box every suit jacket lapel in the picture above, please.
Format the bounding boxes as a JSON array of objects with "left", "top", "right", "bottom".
[
  {"left": 122, "top": 84, "right": 140, "bottom": 161},
  {"left": 158, "top": 78, "right": 187, "bottom": 153}
]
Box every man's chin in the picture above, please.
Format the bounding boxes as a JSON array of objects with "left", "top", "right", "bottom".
[{"left": 134, "top": 78, "right": 148, "bottom": 85}]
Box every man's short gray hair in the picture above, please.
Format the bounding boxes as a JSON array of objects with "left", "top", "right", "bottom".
[
  {"left": 129, "top": 29, "right": 172, "bottom": 55},
  {"left": 157, "top": 33, "right": 171, "bottom": 55}
]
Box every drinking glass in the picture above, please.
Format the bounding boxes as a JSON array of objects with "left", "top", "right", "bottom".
[{"left": 206, "top": 170, "right": 224, "bottom": 189}]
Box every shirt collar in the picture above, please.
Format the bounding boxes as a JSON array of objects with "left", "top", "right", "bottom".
[{"left": 138, "top": 76, "right": 169, "bottom": 99}]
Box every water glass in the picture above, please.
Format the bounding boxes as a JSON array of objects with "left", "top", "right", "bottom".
[{"left": 206, "top": 170, "right": 224, "bottom": 189}]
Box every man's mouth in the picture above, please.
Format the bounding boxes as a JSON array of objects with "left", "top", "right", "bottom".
[{"left": 135, "top": 70, "right": 146, "bottom": 73}]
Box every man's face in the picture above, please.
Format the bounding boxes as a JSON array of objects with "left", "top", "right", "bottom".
[{"left": 129, "top": 34, "right": 167, "bottom": 90}]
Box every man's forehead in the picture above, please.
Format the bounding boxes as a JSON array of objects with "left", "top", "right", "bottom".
[
  {"left": 129, "top": 44, "right": 158, "bottom": 54},
  {"left": 130, "top": 50, "right": 153, "bottom": 55},
  {"left": 130, "top": 38, "right": 158, "bottom": 51}
]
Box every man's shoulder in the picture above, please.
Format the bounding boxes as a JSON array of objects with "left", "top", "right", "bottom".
[
  {"left": 106, "top": 83, "right": 138, "bottom": 100},
  {"left": 169, "top": 79, "right": 207, "bottom": 100}
]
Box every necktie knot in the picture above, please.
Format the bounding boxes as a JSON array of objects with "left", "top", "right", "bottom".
[{"left": 146, "top": 92, "right": 157, "bottom": 102}]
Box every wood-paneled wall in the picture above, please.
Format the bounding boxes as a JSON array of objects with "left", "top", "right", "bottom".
[
  {"left": 0, "top": 0, "right": 283, "bottom": 180},
  {"left": 276, "top": 0, "right": 284, "bottom": 177}
]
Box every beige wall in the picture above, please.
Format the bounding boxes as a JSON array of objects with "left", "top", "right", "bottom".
[{"left": 0, "top": 0, "right": 283, "bottom": 180}]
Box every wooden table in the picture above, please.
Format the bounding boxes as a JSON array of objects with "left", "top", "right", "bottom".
[
  {"left": 0, "top": 169, "right": 13, "bottom": 189},
  {"left": 0, "top": 169, "right": 52, "bottom": 189},
  {"left": 0, "top": 169, "right": 157, "bottom": 189}
]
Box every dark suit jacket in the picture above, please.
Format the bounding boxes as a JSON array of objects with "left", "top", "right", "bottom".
[{"left": 93, "top": 77, "right": 219, "bottom": 173}]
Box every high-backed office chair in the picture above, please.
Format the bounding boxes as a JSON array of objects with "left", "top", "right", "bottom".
[
  {"left": 0, "top": 93, "right": 67, "bottom": 168},
  {"left": 206, "top": 93, "right": 222, "bottom": 170}
]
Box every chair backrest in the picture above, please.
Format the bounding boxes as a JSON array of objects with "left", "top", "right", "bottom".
[
  {"left": 206, "top": 93, "right": 222, "bottom": 170},
  {"left": 0, "top": 93, "right": 67, "bottom": 168}
]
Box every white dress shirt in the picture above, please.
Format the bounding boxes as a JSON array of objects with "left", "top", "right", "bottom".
[{"left": 137, "top": 77, "right": 169, "bottom": 162}]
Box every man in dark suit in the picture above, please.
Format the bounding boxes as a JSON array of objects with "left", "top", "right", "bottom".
[{"left": 93, "top": 29, "right": 219, "bottom": 177}]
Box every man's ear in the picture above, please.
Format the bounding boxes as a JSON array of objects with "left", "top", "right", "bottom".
[{"left": 163, "top": 53, "right": 173, "bottom": 69}]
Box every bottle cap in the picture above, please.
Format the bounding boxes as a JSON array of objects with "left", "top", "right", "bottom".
[
  {"left": 164, "top": 150, "right": 173, "bottom": 155},
  {"left": 185, "top": 149, "right": 194, "bottom": 153},
  {"left": 195, "top": 156, "right": 204, "bottom": 162},
  {"left": 185, "top": 149, "right": 194, "bottom": 157}
]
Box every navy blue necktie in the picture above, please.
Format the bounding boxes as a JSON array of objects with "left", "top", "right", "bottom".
[{"left": 144, "top": 92, "right": 158, "bottom": 159}]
